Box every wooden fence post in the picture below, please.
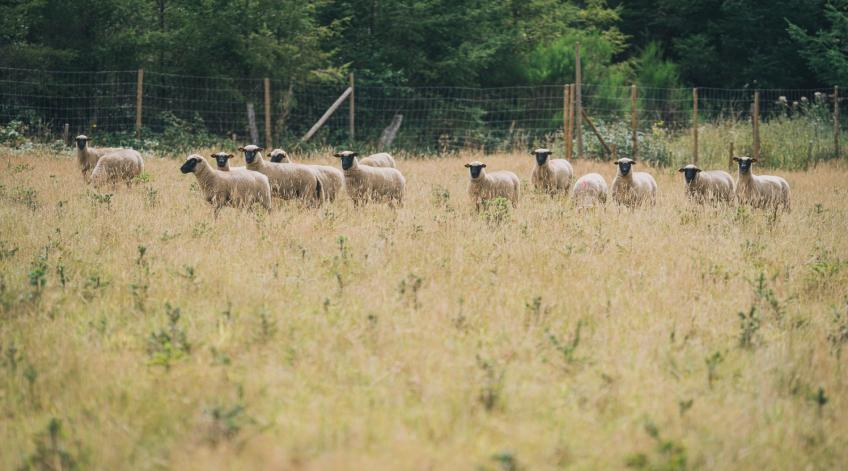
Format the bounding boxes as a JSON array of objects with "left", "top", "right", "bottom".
[
  {"left": 835, "top": 85, "right": 840, "bottom": 159},
  {"left": 752, "top": 91, "right": 760, "bottom": 161},
  {"left": 301, "top": 87, "right": 354, "bottom": 143},
  {"left": 135, "top": 68, "right": 144, "bottom": 140},
  {"left": 575, "top": 43, "right": 583, "bottom": 159},
  {"left": 693, "top": 87, "right": 699, "bottom": 164},
  {"left": 63, "top": 123, "right": 70, "bottom": 147},
  {"left": 729, "top": 141, "right": 735, "bottom": 169},
  {"left": 631, "top": 84, "right": 638, "bottom": 159},
  {"left": 563, "top": 84, "right": 571, "bottom": 158},
  {"left": 264, "top": 78, "right": 272, "bottom": 149},
  {"left": 349, "top": 73, "right": 355, "bottom": 142},
  {"left": 246, "top": 103, "right": 259, "bottom": 144}
]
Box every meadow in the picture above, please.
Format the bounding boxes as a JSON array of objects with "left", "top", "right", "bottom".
[{"left": 1, "top": 146, "right": 846, "bottom": 470}]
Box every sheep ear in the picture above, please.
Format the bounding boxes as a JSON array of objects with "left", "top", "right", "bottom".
[
  {"left": 333, "top": 153, "right": 342, "bottom": 158},
  {"left": 257, "top": 147, "right": 264, "bottom": 151},
  {"left": 695, "top": 168, "right": 702, "bottom": 172},
  {"left": 238, "top": 147, "right": 245, "bottom": 152},
  {"left": 751, "top": 158, "right": 758, "bottom": 163},
  {"left": 612, "top": 161, "right": 619, "bottom": 165},
  {"left": 481, "top": 164, "right": 487, "bottom": 168},
  {"left": 464, "top": 164, "right": 471, "bottom": 168},
  {"left": 678, "top": 168, "right": 685, "bottom": 172},
  {"left": 352, "top": 152, "right": 358, "bottom": 157},
  {"left": 227, "top": 154, "right": 234, "bottom": 159},
  {"left": 732, "top": 157, "right": 740, "bottom": 162}
]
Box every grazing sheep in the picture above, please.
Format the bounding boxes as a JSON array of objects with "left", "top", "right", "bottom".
[
  {"left": 270, "top": 148, "right": 345, "bottom": 202},
  {"left": 465, "top": 161, "right": 520, "bottom": 211},
  {"left": 359, "top": 152, "right": 397, "bottom": 168},
  {"left": 179, "top": 154, "right": 271, "bottom": 212},
  {"left": 334, "top": 151, "right": 405, "bottom": 206},
  {"left": 89, "top": 149, "right": 145, "bottom": 188},
  {"left": 74, "top": 134, "right": 125, "bottom": 182},
  {"left": 733, "top": 156, "right": 791, "bottom": 211},
  {"left": 678, "top": 164, "right": 735, "bottom": 204},
  {"left": 240, "top": 145, "right": 324, "bottom": 205},
  {"left": 611, "top": 158, "right": 657, "bottom": 207},
  {"left": 531, "top": 148, "right": 573, "bottom": 195},
  {"left": 571, "top": 173, "right": 609, "bottom": 208}
]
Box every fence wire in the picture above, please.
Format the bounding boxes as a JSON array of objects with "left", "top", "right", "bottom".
[{"left": 0, "top": 67, "right": 843, "bottom": 165}]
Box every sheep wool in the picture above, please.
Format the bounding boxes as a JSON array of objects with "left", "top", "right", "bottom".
[
  {"left": 733, "top": 157, "right": 791, "bottom": 210},
  {"left": 531, "top": 148, "right": 573, "bottom": 195},
  {"left": 571, "top": 173, "right": 609, "bottom": 208},
  {"left": 358, "top": 152, "right": 397, "bottom": 168},
  {"left": 611, "top": 158, "right": 657, "bottom": 207},
  {"left": 74, "top": 134, "right": 127, "bottom": 182},
  {"left": 335, "top": 151, "right": 405, "bottom": 206},
  {"left": 270, "top": 148, "right": 345, "bottom": 202},
  {"left": 465, "top": 161, "right": 520, "bottom": 211},
  {"left": 180, "top": 154, "right": 271, "bottom": 211},
  {"left": 90, "top": 149, "right": 145, "bottom": 188},
  {"left": 241, "top": 145, "right": 324, "bottom": 205},
  {"left": 678, "top": 164, "right": 735, "bottom": 204}
]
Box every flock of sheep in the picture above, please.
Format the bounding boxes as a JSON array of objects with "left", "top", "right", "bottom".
[{"left": 74, "top": 135, "right": 792, "bottom": 212}]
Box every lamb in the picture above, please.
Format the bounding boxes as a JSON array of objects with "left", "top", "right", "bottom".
[
  {"left": 531, "top": 148, "right": 573, "bottom": 195},
  {"left": 74, "top": 134, "right": 127, "bottom": 182},
  {"left": 179, "top": 154, "right": 271, "bottom": 212},
  {"left": 240, "top": 145, "right": 324, "bottom": 205},
  {"left": 89, "top": 148, "right": 145, "bottom": 188},
  {"left": 465, "top": 161, "right": 520, "bottom": 211},
  {"left": 270, "top": 148, "right": 345, "bottom": 202},
  {"left": 334, "top": 150, "right": 405, "bottom": 206},
  {"left": 212, "top": 151, "right": 244, "bottom": 172},
  {"left": 571, "top": 173, "right": 609, "bottom": 208},
  {"left": 611, "top": 158, "right": 657, "bottom": 207},
  {"left": 733, "top": 156, "right": 791, "bottom": 211},
  {"left": 678, "top": 164, "right": 735, "bottom": 204},
  {"left": 359, "top": 152, "right": 397, "bottom": 168}
]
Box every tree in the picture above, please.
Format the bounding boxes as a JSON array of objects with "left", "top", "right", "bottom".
[{"left": 788, "top": 0, "right": 848, "bottom": 85}]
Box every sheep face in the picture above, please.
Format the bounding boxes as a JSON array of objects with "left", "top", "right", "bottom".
[
  {"left": 614, "top": 158, "right": 636, "bottom": 177},
  {"left": 733, "top": 156, "right": 756, "bottom": 174},
  {"left": 239, "top": 145, "right": 263, "bottom": 164},
  {"left": 678, "top": 165, "right": 701, "bottom": 184},
  {"left": 533, "top": 148, "right": 552, "bottom": 166},
  {"left": 269, "top": 150, "right": 288, "bottom": 163},
  {"left": 180, "top": 156, "right": 202, "bottom": 174},
  {"left": 334, "top": 151, "right": 358, "bottom": 170},
  {"left": 212, "top": 152, "right": 234, "bottom": 169},
  {"left": 75, "top": 135, "right": 89, "bottom": 150},
  {"left": 464, "top": 161, "right": 486, "bottom": 179}
]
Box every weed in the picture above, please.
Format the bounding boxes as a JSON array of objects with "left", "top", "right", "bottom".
[
  {"left": 738, "top": 306, "right": 761, "bottom": 349},
  {"left": 547, "top": 320, "right": 585, "bottom": 365},
  {"left": 481, "top": 197, "right": 512, "bottom": 225},
  {"left": 398, "top": 273, "right": 424, "bottom": 310},
  {"left": 147, "top": 303, "right": 191, "bottom": 368},
  {"left": 476, "top": 355, "right": 504, "bottom": 412},
  {"left": 705, "top": 351, "right": 723, "bottom": 388},
  {"left": 625, "top": 419, "right": 687, "bottom": 471},
  {"left": 19, "top": 418, "right": 86, "bottom": 471},
  {"left": 144, "top": 186, "right": 159, "bottom": 208}
]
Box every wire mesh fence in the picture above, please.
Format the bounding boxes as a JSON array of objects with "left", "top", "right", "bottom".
[{"left": 0, "top": 66, "right": 843, "bottom": 167}]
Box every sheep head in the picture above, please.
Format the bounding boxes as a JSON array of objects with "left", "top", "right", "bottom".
[
  {"left": 678, "top": 164, "right": 702, "bottom": 184},
  {"left": 75, "top": 135, "right": 89, "bottom": 150},
  {"left": 733, "top": 156, "right": 757, "bottom": 174},
  {"left": 532, "top": 148, "right": 552, "bottom": 166},
  {"left": 464, "top": 161, "right": 486, "bottom": 179},
  {"left": 239, "top": 145, "right": 264, "bottom": 164},
  {"left": 211, "top": 152, "right": 234, "bottom": 169},
  {"left": 180, "top": 154, "right": 204, "bottom": 174},
  {"left": 269, "top": 149, "right": 289, "bottom": 163},
  {"left": 614, "top": 158, "right": 636, "bottom": 177},
  {"left": 334, "top": 150, "right": 358, "bottom": 170}
]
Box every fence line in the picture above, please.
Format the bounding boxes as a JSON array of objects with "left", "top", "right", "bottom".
[{"left": 0, "top": 67, "right": 843, "bottom": 165}]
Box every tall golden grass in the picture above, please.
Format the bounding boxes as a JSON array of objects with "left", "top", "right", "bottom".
[{"left": 1, "top": 147, "right": 846, "bottom": 470}]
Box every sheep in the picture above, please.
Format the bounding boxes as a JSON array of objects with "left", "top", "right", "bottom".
[
  {"left": 611, "top": 158, "right": 657, "bottom": 207},
  {"left": 359, "top": 152, "right": 397, "bottom": 168},
  {"left": 465, "top": 161, "right": 520, "bottom": 211},
  {"left": 678, "top": 164, "right": 735, "bottom": 204},
  {"left": 334, "top": 151, "right": 405, "bottom": 206},
  {"left": 270, "top": 148, "right": 345, "bottom": 202},
  {"left": 531, "top": 148, "right": 573, "bottom": 195},
  {"left": 571, "top": 173, "right": 609, "bottom": 208},
  {"left": 74, "top": 134, "right": 126, "bottom": 182},
  {"left": 89, "top": 149, "right": 145, "bottom": 188},
  {"left": 733, "top": 156, "right": 791, "bottom": 211},
  {"left": 179, "top": 154, "right": 271, "bottom": 212},
  {"left": 240, "top": 145, "right": 324, "bottom": 206}
]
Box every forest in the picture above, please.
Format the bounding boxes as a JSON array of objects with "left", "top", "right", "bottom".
[{"left": 0, "top": 0, "right": 844, "bottom": 89}]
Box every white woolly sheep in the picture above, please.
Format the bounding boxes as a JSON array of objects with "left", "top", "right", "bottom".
[
  {"left": 334, "top": 150, "right": 405, "bottom": 206},
  {"left": 531, "top": 148, "right": 573, "bottom": 195},
  {"left": 241, "top": 145, "right": 325, "bottom": 205},
  {"left": 571, "top": 173, "right": 609, "bottom": 208},
  {"left": 270, "top": 148, "right": 345, "bottom": 202},
  {"left": 179, "top": 154, "right": 271, "bottom": 212},
  {"left": 89, "top": 148, "right": 145, "bottom": 188},
  {"left": 733, "top": 156, "right": 791, "bottom": 211},
  {"left": 359, "top": 152, "right": 397, "bottom": 168},
  {"left": 74, "top": 134, "right": 127, "bottom": 182},
  {"left": 678, "top": 164, "right": 735, "bottom": 204},
  {"left": 611, "top": 158, "right": 657, "bottom": 207},
  {"left": 465, "top": 161, "right": 520, "bottom": 211}
]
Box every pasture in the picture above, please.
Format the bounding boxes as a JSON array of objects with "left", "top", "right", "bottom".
[{"left": 1, "top": 147, "right": 847, "bottom": 469}]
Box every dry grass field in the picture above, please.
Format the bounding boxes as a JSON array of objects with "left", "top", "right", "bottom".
[{"left": 1, "top": 147, "right": 847, "bottom": 470}]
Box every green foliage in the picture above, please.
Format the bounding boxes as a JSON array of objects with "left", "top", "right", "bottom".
[
  {"left": 625, "top": 420, "right": 688, "bottom": 471},
  {"left": 19, "top": 418, "right": 87, "bottom": 471},
  {"left": 481, "top": 197, "right": 512, "bottom": 225},
  {"left": 788, "top": 1, "right": 848, "bottom": 85},
  {"left": 147, "top": 303, "right": 191, "bottom": 368}
]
